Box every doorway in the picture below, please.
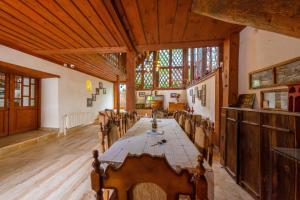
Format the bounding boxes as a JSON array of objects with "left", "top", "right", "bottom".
[{"left": 0, "top": 72, "right": 39, "bottom": 137}]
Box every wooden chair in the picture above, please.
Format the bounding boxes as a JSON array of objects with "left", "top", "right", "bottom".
[
  {"left": 184, "top": 114, "right": 193, "bottom": 140},
  {"left": 91, "top": 152, "right": 208, "bottom": 200},
  {"left": 178, "top": 112, "right": 186, "bottom": 129},
  {"left": 206, "top": 122, "right": 214, "bottom": 166},
  {"left": 193, "top": 119, "right": 214, "bottom": 166}
]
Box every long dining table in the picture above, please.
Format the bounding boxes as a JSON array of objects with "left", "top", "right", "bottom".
[{"left": 98, "top": 118, "right": 214, "bottom": 199}]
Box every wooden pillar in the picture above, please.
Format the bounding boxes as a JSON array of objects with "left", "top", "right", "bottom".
[
  {"left": 214, "top": 68, "right": 223, "bottom": 147},
  {"left": 183, "top": 49, "right": 188, "bottom": 86},
  {"left": 222, "top": 32, "right": 239, "bottom": 106},
  {"left": 114, "top": 75, "right": 120, "bottom": 114},
  {"left": 126, "top": 52, "right": 136, "bottom": 112}
]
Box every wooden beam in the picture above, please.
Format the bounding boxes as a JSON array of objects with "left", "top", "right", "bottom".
[
  {"left": 34, "top": 47, "right": 128, "bottom": 55},
  {"left": 192, "top": 0, "right": 300, "bottom": 39},
  {"left": 136, "top": 40, "right": 223, "bottom": 52},
  {"left": 222, "top": 33, "right": 239, "bottom": 106},
  {"left": 125, "top": 52, "right": 136, "bottom": 111},
  {"left": 0, "top": 60, "right": 59, "bottom": 78}
]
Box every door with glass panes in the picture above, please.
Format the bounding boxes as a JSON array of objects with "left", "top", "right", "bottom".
[{"left": 0, "top": 72, "right": 39, "bottom": 136}]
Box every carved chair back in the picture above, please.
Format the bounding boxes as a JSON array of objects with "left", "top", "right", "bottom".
[{"left": 91, "top": 152, "right": 208, "bottom": 200}]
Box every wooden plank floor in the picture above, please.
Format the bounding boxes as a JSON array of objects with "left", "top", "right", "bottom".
[
  {"left": 0, "top": 125, "right": 99, "bottom": 200},
  {"left": 0, "top": 125, "right": 253, "bottom": 200}
]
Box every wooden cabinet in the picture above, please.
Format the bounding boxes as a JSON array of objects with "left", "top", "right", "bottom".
[
  {"left": 272, "top": 148, "right": 299, "bottom": 200},
  {"left": 221, "top": 107, "right": 300, "bottom": 200}
]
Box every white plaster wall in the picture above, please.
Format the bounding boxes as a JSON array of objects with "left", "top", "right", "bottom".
[
  {"left": 136, "top": 89, "right": 187, "bottom": 110},
  {"left": 0, "top": 45, "right": 114, "bottom": 132},
  {"left": 41, "top": 78, "right": 59, "bottom": 128},
  {"left": 239, "top": 27, "right": 300, "bottom": 108},
  {"left": 186, "top": 76, "right": 215, "bottom": 122}
]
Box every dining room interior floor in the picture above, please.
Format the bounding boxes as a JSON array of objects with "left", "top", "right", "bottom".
[{"left": 0, "top": 124, "right": 254, "bottom": 200}]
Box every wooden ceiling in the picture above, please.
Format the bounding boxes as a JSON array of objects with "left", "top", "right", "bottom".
[
  {"left": 115, "top": 0, "right": 244, "bottom": 51},
  {"left": 0, "top": 0, "right": 243, "bottom": 82},
  {"left": 193, "top": 0, "right": 300, "bottom": 39}
]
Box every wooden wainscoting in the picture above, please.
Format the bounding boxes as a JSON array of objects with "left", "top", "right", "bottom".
[{"left": 221, "top": 107, "right": 300, "bottom": 200}]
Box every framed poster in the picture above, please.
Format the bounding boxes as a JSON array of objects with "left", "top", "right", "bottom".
[
  {"left": 95, "top": 88, "right": 100, "bottom": 95},
  {"left": 139, "top": 92, "right": 145, "bottom": 97},
  {"left": 192, "top": 94, "right": 196, "bottom": 104},
  {"left": 103, "top": 88, "right": 107, "bottom": 94},
  {"left": 170, "top": 93, "right": 177, "bottom": 98},
  {"left": 87, "top": 98, "right": 93, "bottom": 107},
  {"left": 92, "top": 94, "right": 96, "bottom": 101},
  {"left": 250, "top": 69, "right": 274, "bottom": 89},
  {"left": 99, "top": 82, "right": 103, "bottom": 89},
  {"left": 189, "top": 89, "right": 193, "bottom": 96},
  {"left": 276, "top": 59, "right": 300, "bottom": 84},
  {"left": 236, "top": 94, "right": 256, "bottom": 108},
  {"left": 201, "top": 85, "right": 206, "bottom": 106}
]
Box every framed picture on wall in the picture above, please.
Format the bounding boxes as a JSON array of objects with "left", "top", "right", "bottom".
[
  {"left": 189, "top": 89, "right": 193, "bottom": 96},
  {"left": 170, "top": 93, "right": 177, "bottom": 98},
  {"left": 139, "top": 92, "right": 145, "bottom": 97},
  {"left": 92, "top": 94, "right": 96, "bottom": 101},
  {"left": 201, "top": 85, "right": 207, "bottom": 106},
  {"left": 99, "top": 82, "right": 103, "bottom": 89},
  {"left": 95, "top": 88, "right": 100, "bottom": 95},
  {"left": 192, "top": 94, "right": 196, "bottom": 104},
  {"left": 103, "top": 88, "right": 107, "bottom": 94},
  {"left": 87, "top": 98, "right": 93, "bottom": 107}
]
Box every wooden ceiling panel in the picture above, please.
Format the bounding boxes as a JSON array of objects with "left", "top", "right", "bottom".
[
  {"left": 171, "top": 0, "right": 192, "bottom": 42},
  {"left": 0, "top": 0, "right": 244, "bottom": 81},
  {"left": 137, "top": 0, "right": 158, "bottom": 44},
  {"left": 120, "top": 0, "right": 146, "bottom": 45},
  {"left": 118, "top": 0, "right": 244, "bottom": 50},
  {"left": 158, "top": 0, "right": 178, "bottom": 43}
]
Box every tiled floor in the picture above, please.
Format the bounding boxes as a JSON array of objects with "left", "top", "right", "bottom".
[{"left": 0, "top": 125, "right": 254, "bottom": 200}]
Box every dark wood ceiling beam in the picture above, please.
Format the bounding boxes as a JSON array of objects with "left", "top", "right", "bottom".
[
  {"left": 52, "top": 54, "right": 116, "bottom": 81},
  {"left": 192, "top": 0, "right": 300, "bottom": 39},
  {"left": 136, "top": 40, "right": 223, "bottom": 51},
  {"left": 34, "top": 47, "right": 128, "bottom": 55},
  {"left": 120, "top": 0, "right": 147, "bottom": 45},
  {"left": 103, "top": 0, "right": 136, "bottom": 52}
]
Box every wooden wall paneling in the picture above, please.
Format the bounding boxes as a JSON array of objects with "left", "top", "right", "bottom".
[
  {"left": 0, "top": 72, "right": 9, "bottom": 137},
  {"left": 272, "top": 153, "right": 296, "bottom": 200},
  {"left": 297, "top": 162, "right": 300, "bottom": 200},
  {"left": 260, "top": 113, "right": 296, "bottom": 200},
  {"left": 296, "top": 116, "right": 300, "bottom": 148},
  {"left": 225, "top": 109, "right": 239, "bottom": 181},
  {"left": 239, "top": 111, "right": 260, "bottom": 198},
  {"left": 215, "top": 68, "right": 223, "bottom": 147},
  {"left": 220, "top": 108, "right": 227, "bottom": 165}
]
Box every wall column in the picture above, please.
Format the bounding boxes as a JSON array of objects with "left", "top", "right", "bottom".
[
  {"left": 114, "top": 75, "right": 120, "bottom": 113},
  {"left": 222, "top": 32, "right": 239, "bottom": 106},
  {"left": 126, "top": 52, "right": 136, "bottom": 112}
]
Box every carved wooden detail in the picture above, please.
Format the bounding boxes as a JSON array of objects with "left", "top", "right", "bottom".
[{"left": 91, "top": 151, "right": 209, "bottom": 200}]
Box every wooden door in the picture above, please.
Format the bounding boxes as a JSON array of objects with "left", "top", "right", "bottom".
[
  {"left": 8, "top": 74, "right": 39, "bottom": 134},
  {"left": 0, "top": 72, "right": 9, "bottom": 137}
]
